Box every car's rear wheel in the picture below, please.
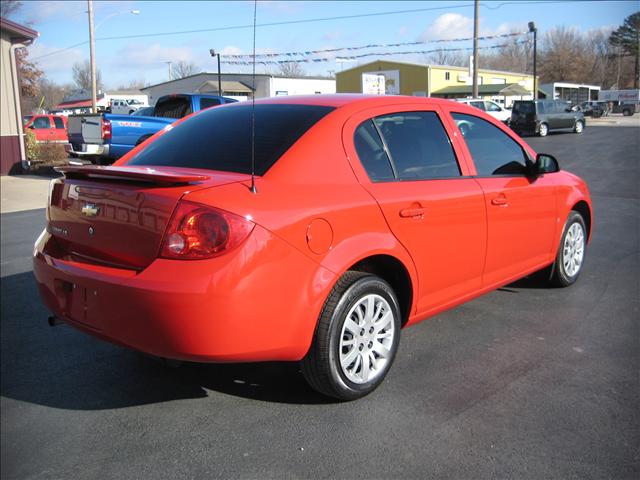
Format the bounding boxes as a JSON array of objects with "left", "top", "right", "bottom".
[
  {"left": 538, "top": 122, "right": 549, "bottom": 137},
  {"left": 622, "top": 108, "right": 631, "bottom": 116},
  {"left": 573, "top": 120, "right": 584, "bottom": 134},
  {"left": 551, "top": 211, "right": 587, "bottom": 287},
  {"left": 301, "top": 272, "right": 401, "bottom": 401}
]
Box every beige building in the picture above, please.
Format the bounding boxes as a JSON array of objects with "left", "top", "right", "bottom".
[
  {"left": 1, "top": 17, "right": 38, "bottom": 175},
  {"left": 336, "top": 60, "right": 536, "bottom": 107}
]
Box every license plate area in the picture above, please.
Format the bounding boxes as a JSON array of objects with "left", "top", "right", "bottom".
[{"left": 54, "top": 279, "right": 102, "bottom": 330}]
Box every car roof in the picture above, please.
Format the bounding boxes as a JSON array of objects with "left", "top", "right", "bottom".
[{"left": 252, "top": 94, "right": 464, "bottom": 110}]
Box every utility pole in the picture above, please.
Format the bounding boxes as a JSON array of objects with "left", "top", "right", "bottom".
[
  {"left": 88, "top": 0, "right": 97, "bottom": 113},
  {"left": 472, "top": 0, "right": 479, "bottom": 98},
  {"left": 529, "top": 22, "right": 537, "bottom": 100}
]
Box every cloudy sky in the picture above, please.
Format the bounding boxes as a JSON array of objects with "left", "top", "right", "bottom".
[{"left": 10, "top": 0, "right": 639, "bottom": 89}]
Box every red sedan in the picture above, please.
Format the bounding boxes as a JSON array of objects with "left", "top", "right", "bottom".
[{"left": 33, "top": 95, "right": 592, "bottom": 400}]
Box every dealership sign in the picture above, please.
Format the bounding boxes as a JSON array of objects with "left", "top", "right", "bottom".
[{"left": 361, "top": 70, "right": 400, "bottom": 95}]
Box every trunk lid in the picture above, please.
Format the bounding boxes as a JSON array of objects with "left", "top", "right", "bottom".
[
  {"left": 67, "top": 114, "right": 104, "bottom": 146},
  {"left": 47, "top": 165, "right": 250, "bottom": 270}
]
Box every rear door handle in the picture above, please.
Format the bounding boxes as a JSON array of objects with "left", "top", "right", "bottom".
[
  {"left": 399, "top": 207, "right": 427, "bottom": 218},
  {"left": 491, "top": 196, "right": 508, "bottom": 206}
]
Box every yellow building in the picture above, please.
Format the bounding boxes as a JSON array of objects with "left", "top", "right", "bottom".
[{"left": 336, "top": 60, "right": 536, "bottom": 107}]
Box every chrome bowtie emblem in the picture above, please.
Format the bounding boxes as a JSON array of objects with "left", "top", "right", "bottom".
[
  {"left": 88, "top": 226, "right": 95, "bottom": 236},
  {"left": 82, "top": 203, "right": 99, "bottom": 217}
]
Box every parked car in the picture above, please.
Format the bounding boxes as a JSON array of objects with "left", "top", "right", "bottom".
[
  {"left": 34, "top": 95, "right": 592, "bottom": 400},
  {"left": 455, "top": 98, "right": 512, "bottom": 124},
  {"left": 67, "top": 94, "right": 237, "bottom": 163},
  {"left": 24, "top": 114, "right": 68, "bottom": 143},
  {"left": 510, "top": 100, "right": 586, "bottom": 137},
  {"left": 108, "top": 98, "right": 148, "bottom": 115},
  {"left": 579, "top": 101, "right": 604, "bottom": 118}
]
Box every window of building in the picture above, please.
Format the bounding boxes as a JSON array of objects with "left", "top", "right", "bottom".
[
  {"left": 445, "top": 72, "right": 450, "bottom": 80},
  {"left": 451, "top": 112, "right": 527, "bottom": 176},
  {"left": 369, "top": 111, "right": 461, "bottom": 180}
]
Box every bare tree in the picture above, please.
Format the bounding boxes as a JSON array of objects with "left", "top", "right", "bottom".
[
  {"left": 277, "top": 62, "right": 306, "bottom": 77},
  {"left": 482, "top": 34, "right": 532, "bottom": 74},
  {"left": 38, "top": 79, "right": 73, "bottom": 111},
  {"left": 425, "top": 49, "right": 467, "bottom": 67},
  {"left": 173, "top": 61, "right": 199, "bottom": 79},
  {"left": 116, "top": 79, "right": 149, "bottom": 90},
  {"left": 72, "top": 60, "right": 103, "bottom": 91}
]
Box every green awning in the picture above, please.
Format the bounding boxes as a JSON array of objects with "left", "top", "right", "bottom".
[{"left": 432, "top": 83, "right": 531, "bottom": 97}]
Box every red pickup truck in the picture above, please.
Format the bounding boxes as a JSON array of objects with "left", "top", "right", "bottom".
[{"left": 24, "top": 114, "right": 68, "bottom": 143}]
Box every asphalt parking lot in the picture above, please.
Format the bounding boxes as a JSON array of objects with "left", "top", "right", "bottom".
[{"left": 1, "top": 123, "right": 638, "bottom": 479}]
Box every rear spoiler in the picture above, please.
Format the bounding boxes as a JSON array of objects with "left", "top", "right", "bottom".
[{"left": 55, "top": 165, "right": 210, "bottom": 186}]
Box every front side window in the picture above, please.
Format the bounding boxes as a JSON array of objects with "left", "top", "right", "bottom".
[
  {"left": 53, "top": 117, "right": 65, "bottom": 129},
  {"left": 32, "top": 117, "right": 51, "bottom": 129},
  {"left": 470, "top": 101, "right": 485, "bottom": 110},
  {"left": 199, "top": 98, "right": 221, "bottom": 109},
  {"left": 451, "top": 112, "right": 527, "bottom": 176},
  {"left": 371, "top": 111, "right": 460, "bottom": 180}
]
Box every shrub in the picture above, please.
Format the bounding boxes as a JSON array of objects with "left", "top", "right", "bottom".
[
  {"left": 35, "top": 142, "right": 68, "bottom": 168},
  {"left": 24, "top": 129, "right": 39, "bottom": 162}
]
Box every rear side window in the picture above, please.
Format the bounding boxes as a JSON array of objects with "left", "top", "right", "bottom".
[
  {"left": 452, "top": 113, "right": 527, "bottom": 176},
  {"left": 32, "top": 117, "right": 51, "bottom": 129},
  {"left": 199, "top": 98, "right": 221, "bottom": 109},
  {"left": 353, "top": 121, "right": 395, "bottom": 182},
  {"left": 127, "top": 104, "right": 335, "bottom": 175},
  {"left": 53, "top": 117, "right": 65, "bottom": 129},
  {"left": 154, "top": 97, "right": 193, "bottom": 118},
  {"left": 372, "top": 111, "right": 460, "bottom": 180}
]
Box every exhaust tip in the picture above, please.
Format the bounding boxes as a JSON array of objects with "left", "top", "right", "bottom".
[{"left": 48, "top": 315, "right": 64, "bottom": 327}]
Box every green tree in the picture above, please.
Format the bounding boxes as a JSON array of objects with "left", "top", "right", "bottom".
[{"left": 609, "top": 12, "right": 640, "bottom": 88}]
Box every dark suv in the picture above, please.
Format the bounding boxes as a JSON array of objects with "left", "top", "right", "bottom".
[{"left": 510, "top": 100, "right": 585, "bottom": 137}]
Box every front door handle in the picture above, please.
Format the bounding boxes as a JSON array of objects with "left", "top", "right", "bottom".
[
  {"left": 491, "top": 196, "right": 508, "bottom": 206},
  {"left": 399, "top": 207, "right": 427, "bottom": 218}
]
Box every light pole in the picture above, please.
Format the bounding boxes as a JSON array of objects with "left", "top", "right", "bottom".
[
  {"left": 472, "top": 0, "right": 479, "bottom": 98},
  {"left": 529, "top": 21, "right": 537, "bottom": 100},
  {"left": 209, "top": 50, "right": 222, "bottom": 95},
  {"left": 87, "top": 4, "right": 140, "bottom": 113},
  {"left": 166, "top": 61, "right": 173, "bottom": 81}
]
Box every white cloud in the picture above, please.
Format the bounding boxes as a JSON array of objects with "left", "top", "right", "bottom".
[
  {"left": 110, "top": 43, "right": 197, "bottom": 69},
  {"left": 421, "top": 13, "right": 473, "bottom": 41},
  {"left": 28, "top": 42, "right": 85, "bottom": 74},
  {"left": 398, "top": 26, "right": 409, "bottom": 37}
]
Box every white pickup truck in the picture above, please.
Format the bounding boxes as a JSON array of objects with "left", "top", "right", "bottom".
[{"left": 108, "top": 99, "right": 148, "bottom": 115}]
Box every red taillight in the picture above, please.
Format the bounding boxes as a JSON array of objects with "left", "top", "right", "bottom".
[
  {"left": 160, "top": 201, "right": 254, "bottom": 260},
  {"left": 102, "top": 119, "right": 112, "bottom": 141}
]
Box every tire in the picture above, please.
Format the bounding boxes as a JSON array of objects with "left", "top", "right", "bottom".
[
  {"left": 301, "top": 272, "right": 401, "bottom": 401},
  {"left": 538, "top": 122, "right": 549, "bottom": 137},
  {"left": 622, "top": 109, "right": 631, "bottom": 117},
  {"left": 551, "top": 211, "right": 587, "bottom": 287},
  {"left": 573, "top": 120, "right": 584, "bottom": 134}
]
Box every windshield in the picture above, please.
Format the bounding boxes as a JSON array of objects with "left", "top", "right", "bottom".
[{"left": 127, "top": 103, "right": 335, "bottom": 175}]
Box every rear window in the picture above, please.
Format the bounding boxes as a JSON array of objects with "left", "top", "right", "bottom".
[
  {"left": 155, "top": 97, "right": 193, "bottom": 118},
  {"left": 127, "top": 104, "right": 335, "bottom": 175},
  {"left": 512, "top": 102, "right": 534, "bottom": 114}
]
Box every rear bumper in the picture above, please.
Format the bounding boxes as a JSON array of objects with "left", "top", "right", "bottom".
[
  {"left": 69, "top": 143, "right": 109, "bottom": 157},
  {"left": 33, "top": 227, "right": 336, "bottom": 362}
]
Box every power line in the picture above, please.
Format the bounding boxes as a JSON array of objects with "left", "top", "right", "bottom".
[
  {"left": 224, "top": 32, "right": 526, "bottom": 60},
  {"left": 29, "top": 0, "right": 590, "bottom": 62},
  {"left": 222, "top": 40, "right": 530, "bottom": 65}
]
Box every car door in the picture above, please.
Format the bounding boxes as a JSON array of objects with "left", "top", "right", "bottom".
[
  {"left": 52, "top": 116, "right": 67, "bottom": 142},
  {"left": 29, "top": 116, "right": 53, "bottom": 142},
  {"left": 343, "top": 106, "right": 487, "bottom": 315},
  {"left": 449, "top": 112, "right": 558, "bottom": 287}
]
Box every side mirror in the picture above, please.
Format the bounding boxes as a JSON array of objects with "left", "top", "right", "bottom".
[{"left": 536, "top": 153, "right": 560, "bottom": 174}]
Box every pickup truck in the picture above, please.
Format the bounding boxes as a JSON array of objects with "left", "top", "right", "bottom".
[{"left": 67, "top": 94, "right": 237, "bottom": 164}]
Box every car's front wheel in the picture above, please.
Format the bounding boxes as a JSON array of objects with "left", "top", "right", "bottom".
[
  {"left": 551, "top": 211, "right": 587, "bottom": 287},
  {"left": 538, "top": 122, "right": 549, "bottom": 137},
  {"left": 574, "top": 120, "right": 584, "bottom": 133},
  {"left": 301, "top": 272, "right": 401, "bottom": 401}
]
